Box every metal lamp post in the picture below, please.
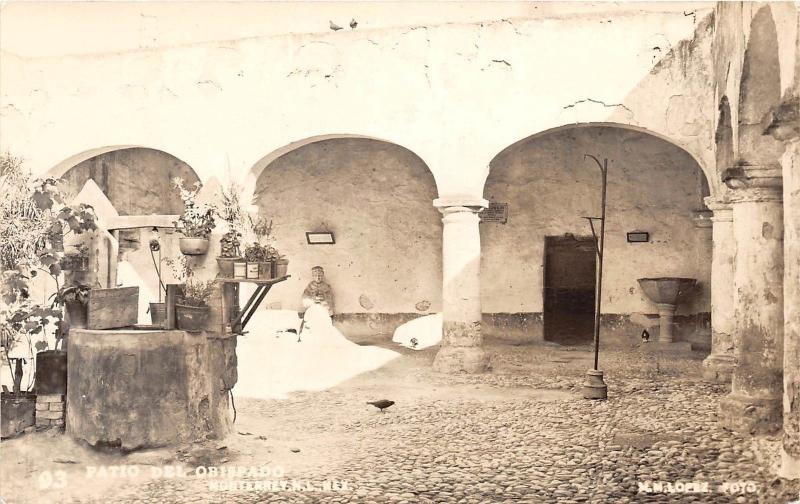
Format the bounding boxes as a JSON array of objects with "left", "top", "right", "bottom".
[{"left": 581, "top": 154, "right": 609, "bottom": 400}]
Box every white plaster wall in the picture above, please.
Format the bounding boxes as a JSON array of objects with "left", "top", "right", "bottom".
[
  {"left": 0, "top": 3, "right": 717, "bottom": 198},
  {"left": 481, "top": 126, "right": 711, "bottom": 315},
  {"left": 253, "top": 138, "right": 441, "bottom": 314}
]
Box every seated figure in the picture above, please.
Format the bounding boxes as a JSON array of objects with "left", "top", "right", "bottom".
[
  {"left": 302, "top": 266, "right": 335, "bottom": 316},
  {"left": 298, "top": 266, "right": 335, "bottom": 341}
]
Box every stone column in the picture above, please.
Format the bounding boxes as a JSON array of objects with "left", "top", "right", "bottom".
[
  {"left": 764, "top": 96, "right": 800, "bottom": 479},
  {"left": 702, "top": 198, "right": 736, "bottom": 383},
  {"left": 718, "top": 165, "right": 784, "bottom": 435},
  {"left": 432, "top": 197, "right": 488, "bottom": 373},
  {"left": 780, "top": 138, "right": 800, "bottom": 479}
]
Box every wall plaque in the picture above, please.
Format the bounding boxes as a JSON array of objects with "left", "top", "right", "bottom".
[{"left": 480, "top": 202, "right": 508, "bottom": 224}]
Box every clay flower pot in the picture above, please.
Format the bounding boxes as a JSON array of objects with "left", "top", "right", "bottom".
[
  {"left": 275, "top": 259, "right": 289, "bottom": 278},
  {"left": 35, "top": 350, "right": 67, "bottom": 396},
  {"left": 259, "top": 261, "right": 275, "bottom": 280},
  {"left": 179, "top": 237, "right": 209, "bottom": 256},
  {"left": 216, "top": 257, "right": 240, "bottom": 278},
  {"left": 175, "top": 304, "right": 209, "bottom": 332},
  {"left": 65, "top": 300, "right": 88, "bottom": 329}
]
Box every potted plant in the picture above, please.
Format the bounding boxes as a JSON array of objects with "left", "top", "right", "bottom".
[
  {"left": 245, "top": 216, "right": 279, "bottom": 279},
  {"left": 172, "top": 177, "right": 216, "bottom": 256},
  {"left": 244, "top": 242, "right": 267, "bottom": 280},
  {"left": 1, "top": 356, "right": 36, "bottom": 438},
  {"left": 217, "top": 183, "right": 245, "bottom": 278},
  {"left": 265, "top": 245, "right": 281, "bottom": 278},
  {"left": 166, "top": 256, "right": 214, "bottom": 332},
  {"left": 218, "top": 230, "right": 242, "bottom": 278},
  {"left": 1, "top": 291, "right": 60, "bottom": 438},
  {"left": 52, "top": 283, "right": 92, "bottom": 329},
  {"left": 243, "top": 242, "right": 269, "bottom": 279},
  {"left": 275, "top": 253, "right": 290, "bottom": 278},
  {"left": 175, "top": 279, "right": 215, "bottom": 332}
]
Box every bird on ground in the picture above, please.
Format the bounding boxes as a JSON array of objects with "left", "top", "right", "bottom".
[
  {"left": 366, "top": 399, "right": 395, "bottom": 412},
  {"left": 330, "top": 21, "right": 343, "bottom": 31},
  {"left": 641, "top": 329, "right": 650, "bottom": 343},
  {"left": 350, "top": 18, "right": 358, "bottom": 29}
]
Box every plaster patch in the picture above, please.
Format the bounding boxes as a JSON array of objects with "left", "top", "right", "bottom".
[
  {"left": 359, "top": 294, "right": 374, "bottom": 310},
  {"left": 762, "top": 222, "right": 774, "bottom": 239}
]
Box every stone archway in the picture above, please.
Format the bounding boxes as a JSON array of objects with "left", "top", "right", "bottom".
[
  {"left": 50, "top": 147, "right": 201, "bottom": 216},
  {"left": 246, "top": 136, "right": 442, "bottom": 337},
  {"left": 481, "top": 124, "right": 713, "bottom": 349}
]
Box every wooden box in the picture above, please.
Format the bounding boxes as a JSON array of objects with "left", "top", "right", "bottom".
[{"left": 87, "top": 287, "right": 139, "bottom": 329}]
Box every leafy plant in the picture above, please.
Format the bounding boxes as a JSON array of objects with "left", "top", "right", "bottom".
[
  {"left": 68, "top": 243, "right": 89, "bottom": 257},
  {"left": 1, "top": 153, "right": 97, "bottom": 273},
  {"left": 52, "top": 284, "right": 92, "bottom": 306},
  {"left": 243, "top": 242, "right": 269, "bottom": 262},
  {"left": 244, "top": 215, "right": 286, "bottom": 261},
  {"left": 181, "top": 279, "right": 215, "bottom": 308},
  {"left": 172, "top": 177, "right": 216, "bottom": 239},
  {"left": 248, "top": 215, "right": 273, "bottom": 244},
  {"left": 218, "top": 182, "right": 246, "bottom": 232},
  {"left": 265, "top": 245, "right": 282, "bottom": 261},
  {"left": 220, "top": 230, "right": 242, "bottom": 258},
  {"left": 0, "top": 153, "right": 97, "bottom": 391},
  {"left": 165, "top": 255, "right": 193, "bottom": 283}
]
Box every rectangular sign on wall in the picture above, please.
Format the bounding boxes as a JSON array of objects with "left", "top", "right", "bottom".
[{"left": 480, "top": 202, "right": 508, "bottom": 224}]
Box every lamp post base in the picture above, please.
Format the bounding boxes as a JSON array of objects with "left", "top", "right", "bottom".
[{"left": 582, "top": 369, "right": 608, "bottom": 400}]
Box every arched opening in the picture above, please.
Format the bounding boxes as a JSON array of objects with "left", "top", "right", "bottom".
[
  {"left": 737, "top": 5, "right": 783, "bottom": 166},
  {"left": 251, "top": 137, "right": 441, "bottom": 326},
  {"left": 53, "top": 147, "right": 201, "bottom": 215},
  {"left": 47, "top": 147, "right": 202, "bottom": 326},
  {"left": 482, "top": 124, "right": 712, "bottom": 348},
  {"left": 235, "top": 136, "right": 441, "bottom": 398}
]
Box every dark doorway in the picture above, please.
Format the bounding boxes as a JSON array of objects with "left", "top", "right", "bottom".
[{"left": 543, "top": 235, "right": 596, "bottom": 345}]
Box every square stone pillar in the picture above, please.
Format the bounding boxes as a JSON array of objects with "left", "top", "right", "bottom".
[
  {"left": 702, "top": 197, "right": 735, "bottom": 383},
  {"left": 432, "top": 197, "right": 488, "bottom": 374},
  {"left": 718, "top": 165, "right": 784, "bottom": 435}
]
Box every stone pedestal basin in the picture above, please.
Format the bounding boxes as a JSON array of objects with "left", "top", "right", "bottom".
[{"left": 637, "top": 277, "right": 697, "bottom": 343}]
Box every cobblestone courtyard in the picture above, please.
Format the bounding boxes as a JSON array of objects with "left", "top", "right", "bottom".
[{"left": 2, "top": 340, "right": 800, "bottom": 504}]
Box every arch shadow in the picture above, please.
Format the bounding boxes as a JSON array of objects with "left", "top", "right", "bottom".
[{"left": 482, "top": 122, "right": 715, "bottom": 197}]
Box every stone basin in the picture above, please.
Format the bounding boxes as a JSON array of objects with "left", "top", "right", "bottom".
[
  {"left": 637, "top": 277, "right": 697, "bottom": 305},
  {"left": 637, "top": 277, "right": 697, "bottom": 343}
]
